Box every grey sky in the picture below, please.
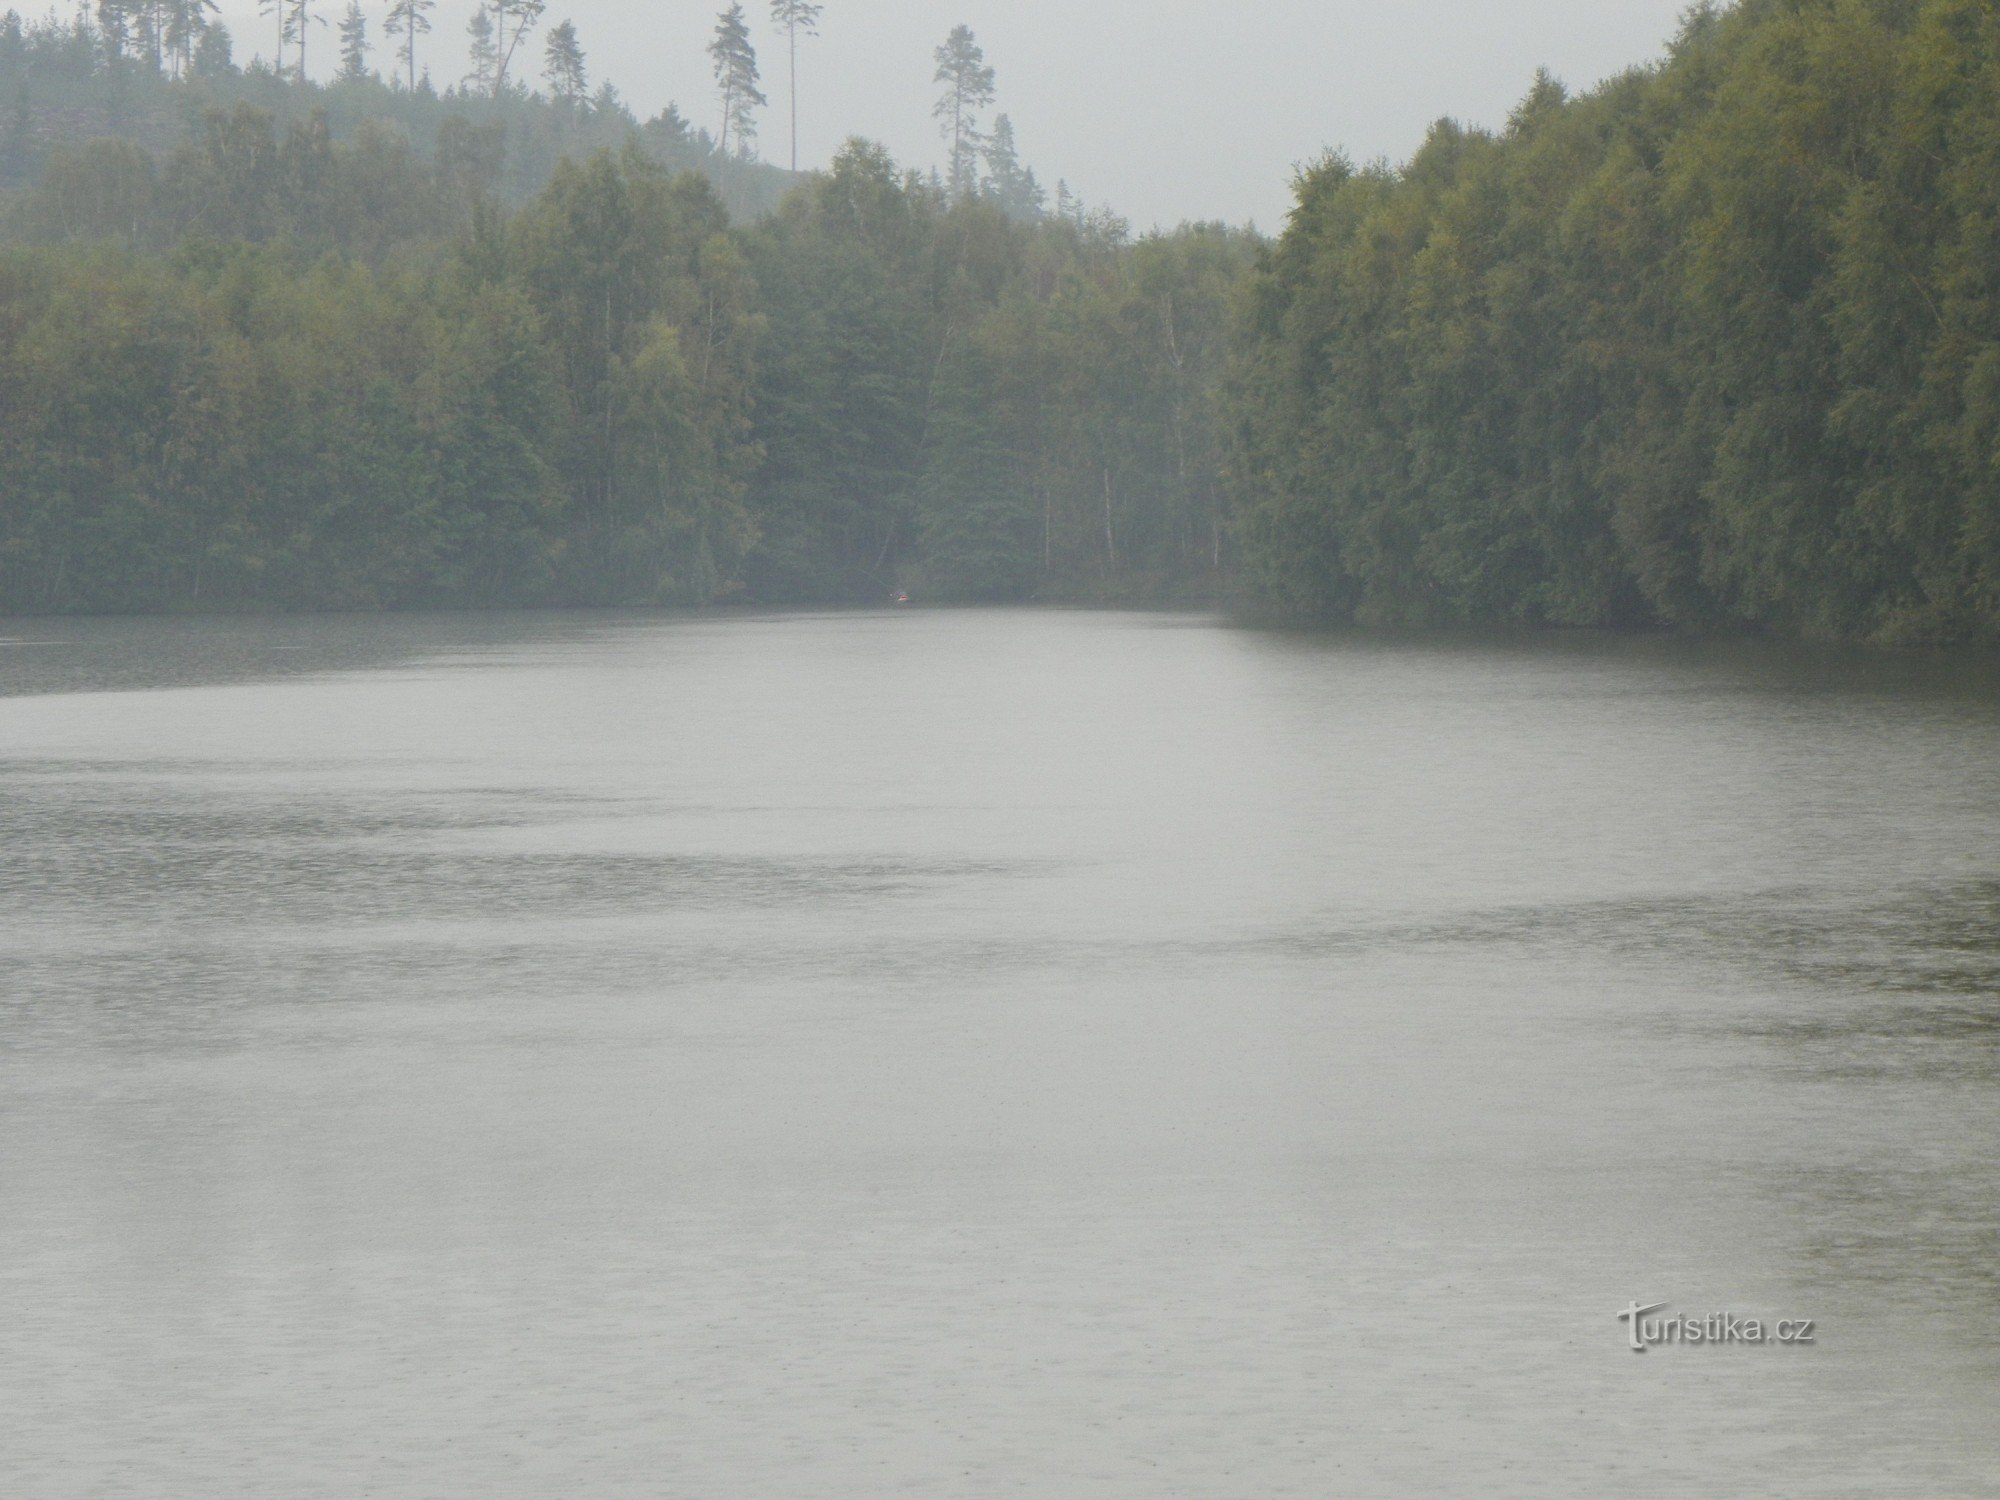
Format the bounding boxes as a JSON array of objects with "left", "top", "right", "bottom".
[{"left": 225, "top": 0, "right": 1698, "bottom": 229}]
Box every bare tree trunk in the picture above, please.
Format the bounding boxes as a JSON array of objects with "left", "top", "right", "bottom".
[
  {"left": 1171, "top": 408, "right": 1190, "bottom": 569},
  {"left": 1102, "top": 467, "right": 1117, "bottom": 575},
  {"left": 951, "top": 84, "right": 964, "bottom": 197},
  {"left": 1042, "top": 481, "right": 1051, "bottom": 572}
]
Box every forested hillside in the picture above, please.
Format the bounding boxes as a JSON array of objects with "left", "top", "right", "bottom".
[
  {"left": 1228, "top": 0, "right": 2000, "bottom": 643},
  {"left": 6, "top": 0, "right": 1998, "bottom": 637},
  {"left": 0, "top": 10, "right": 1249, "bottom": 612},
  {"left": 0, "top": 5, "right": 794, "bottom": 217}
]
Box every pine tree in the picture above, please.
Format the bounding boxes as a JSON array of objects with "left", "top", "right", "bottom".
[
  {"left": 542, "top": 18, "right": 585, "bottom": 108},
  {"left": 768, "top": 0, "right": 819, "bottom": 174},
  {"left": 162, "top": 0, "right": 217, "bottom": 78},
  {"left": 283, "top": 0, "right": 323, "bottom": 82},
  {"left": 463, "top": 3, "right": 495, "bottom": 92},
  {"left": 932, "top": 24, "right": 994, "bottom": 201},
  {"left": 707, "top": 4, "right": 763, "bottom": 160},
  {"left": 256, "top": 0, "right": 285, "bottom": 76},
  {"left": 1054, "top": 179, "right": 1083, "bottom": 227},
  {"left": 335, "top": 0, "right": 367, "bottom": 81},
  {"left": 119, "top": 0, "right": 164, "bottom": 71},
  {"left": 490, "top": 0, "right": 544, "bottom": 94},
  {"left": 151, "top": 0, "right": 172, "bottom": 70},
  {"left": 382, "top": 0, "right": 431, "bottom": 91}
]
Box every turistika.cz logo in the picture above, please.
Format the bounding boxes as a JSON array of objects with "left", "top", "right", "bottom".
[{"left": 1617, "top": 1301, "right": 1816, "bottom": 1352}]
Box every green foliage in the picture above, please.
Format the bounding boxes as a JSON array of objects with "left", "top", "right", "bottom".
[
  {"left": 1227, "top": 0, "right": 2000, "bottom": 643},
  {"left": 0, "top": 0, "right": 1270, "bottom": 618},
  {"left": 0, "top": 149, "right": 758, "bottom": 612},
  {"left": 10, "top": 0, "right": 1987, "bottom": 637},
  {"left": 741, "top": 139, "right": 1256, "bottom": 603},
  {"left": 508, "top": 148, "right": 757, "bottom": 601},
  {"left": 0, "top": 0, "right": 1254, "bottom": 620}
]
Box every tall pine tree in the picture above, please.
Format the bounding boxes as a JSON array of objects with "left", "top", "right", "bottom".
[
  {"left": 932, "top": 24, "right": 994, "bottom": 201},
  {"left": 768, "top": 0, "right": 819, "bottom": 174},
  {"left": 542, "top": 19, "right": 585, "bottom": 108},
  {"left": 707, "top": 4, "right": 763, "bottom": 160},
  {"left": 463, "top": 4, "right": 495, "bottom": 92},
  {"left": 383, "top": 0, "right": 432, "bottom": 91},
  {"left": 490, "top": 0, "right": 544, "bottom": 94}
]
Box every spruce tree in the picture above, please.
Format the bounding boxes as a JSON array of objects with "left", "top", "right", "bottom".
[
  {"left": 191, "top": 18, "right": 233, "bottom": 76},
  {"left": 335, "top": 0, "right": 367, "bottom": 82},
  {"left": 463, "top": 4, "right": 495, "bottom": 92},
  {"left": 982, "top": 115, "right": 1042, "bottom": 219}
]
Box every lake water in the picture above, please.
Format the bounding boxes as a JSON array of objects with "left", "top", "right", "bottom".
[{"left": 2, "top": 609, "right": 1997, "bottom": 1497}]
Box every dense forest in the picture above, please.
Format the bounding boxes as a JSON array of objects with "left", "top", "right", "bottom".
[
  {"left": 1229, "top": 0, "right": 2000, "bottom": 643},
  {"left": 0, "top": 6, "right": 1248, "bottom": 611},
  {"left": 2, "top": 0, "right": 1997, "bottom": 640}
]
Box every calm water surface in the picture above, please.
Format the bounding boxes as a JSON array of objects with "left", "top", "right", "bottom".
[{"left": 2, "top": 609, "right": 1997, "bottom": 1497}]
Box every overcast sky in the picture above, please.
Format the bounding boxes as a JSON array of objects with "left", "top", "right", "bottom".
[{"left": 222, "top": 0, "right": 1699, "bottom": 229}]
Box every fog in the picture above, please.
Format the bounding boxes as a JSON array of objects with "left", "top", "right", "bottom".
[{"left": 213, "top": 0, "right": 1696, "bottom": 228}]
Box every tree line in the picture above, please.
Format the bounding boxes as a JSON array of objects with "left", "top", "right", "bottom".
[
  {"left": 7, "top": 0, "right": 1997, "bottom": 639},
  {"left": 1227, "top": 0, "right": 2000, "bottom": 644},
  {"left": 0, "top": 3, "right": 1248, "bottom": 613},
  {"left": 6, "top": 1, "right": 1054, "bottom": 208},
  {"left": 0, "top": 1, "right": 1246, "bottom": 615},
  {"left": 0, "top": 1, "right": 797, "bottom": 218}
]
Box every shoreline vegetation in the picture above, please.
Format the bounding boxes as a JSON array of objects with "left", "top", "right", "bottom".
[
  {"left": 1, "top": 0, "right": 1996, "bottom": 644},
  {"left": 1230, "top": 0, "right": 2000, "bottom": 647}
]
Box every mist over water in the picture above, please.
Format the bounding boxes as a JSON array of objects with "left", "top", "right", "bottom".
[{"left": 3, "top": 610, "right": 1997, "bottom": 1497}]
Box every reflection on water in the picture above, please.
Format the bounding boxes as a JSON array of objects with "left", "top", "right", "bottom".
[
  {"left": 0, "top": 611, "right": 630, "bottom": 699},
  {"left": 2, "top": 610, "right": 1997, "bottom": 1498}
]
